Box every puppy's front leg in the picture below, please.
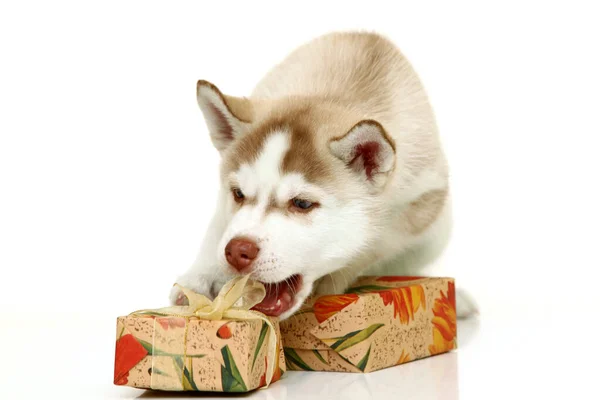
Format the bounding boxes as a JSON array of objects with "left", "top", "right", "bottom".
[
  {"left": 169, "top": 270, "right": 216, "bottom": 305},
  {"left": 169, "top": 253, "right": 227, "bottom": 306},
  {"left": 313, "top": 267, "right": 362, "bottom": 297},
  {"left": 169, "top": 206, "right": 230, "bottom": 305}
]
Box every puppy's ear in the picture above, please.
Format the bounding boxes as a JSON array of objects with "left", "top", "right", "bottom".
[
  {"left": 329, "top": 120, "right": 396, "bottom": 190},
  {"left": 196, "top": 80, "right": 254, "bottom": 152}
]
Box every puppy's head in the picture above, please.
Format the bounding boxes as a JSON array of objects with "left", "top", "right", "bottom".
[{"left": 197, "top": 81, "right": 396, "bottom": 319}]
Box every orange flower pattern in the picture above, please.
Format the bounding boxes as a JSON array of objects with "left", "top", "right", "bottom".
[
  {"left": 378, "top": 285, "right": 426, "bottom": 324},
  {"left": 428, "top": 281, "right": 457, "bottom": 355},
  {"left": 259, "top": 358, "right": 267, "bottom": 387},
  {"left": 396, "top": 349, "right": 411, "bottom": 365},
  {"left": 280, "top": 277, "right": 456, "bottom": 373},
  {"left": 258, "top": 355, "right": 283, "bottom": 388},
  {"left": 313, "top": 294, "right": 359, "bottom": 323}
]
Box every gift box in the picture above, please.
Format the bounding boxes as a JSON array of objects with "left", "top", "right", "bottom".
[
  {"left": 114, "top": 277, "right": 286, "bottom": 392},
  {"left": 280, "top": 276, "right": 456, "bottom": 373}
]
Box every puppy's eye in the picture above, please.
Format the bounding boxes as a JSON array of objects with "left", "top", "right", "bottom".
[
  {"left": 291, "top": 198, "right": 315, "bottom": 211},
  {"left": 232, "top": 188, "right": 245, "bottom": 203}
]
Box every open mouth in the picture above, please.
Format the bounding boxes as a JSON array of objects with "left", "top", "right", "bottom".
[{"left": 251, "top": 274, "right": 303, "bottom": 317}]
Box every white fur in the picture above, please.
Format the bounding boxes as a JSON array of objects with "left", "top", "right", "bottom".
[
  {"left": 235, "top": 131, "right": 290, "bottom": 199},
  {"left": 172, "top": 130, "right": 373, "bottom": 318}
]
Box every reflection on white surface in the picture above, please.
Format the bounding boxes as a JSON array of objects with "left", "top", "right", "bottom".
[
  {"left": 134, "top": 352, "right": 458, "bottom": 400},
  {"left": 283, "top": 352, "right": 457, "bottom": 400},
  {"left": 135, "top": 353, "right": 458, "bottom": 400},
  {"left": 135, "top": 323, "right": 470, "bottom": 400}
]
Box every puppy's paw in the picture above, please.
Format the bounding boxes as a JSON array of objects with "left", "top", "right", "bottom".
[
  {"left": 169, "top": 286, "right": 189, "bottom": 306},
  {"left": 456, "top": 288, "right": 479, "bottom": 319},
  {"left": 313, "top": 273, "right": 348, "bottom": 297},
  {"left": 169, "top": 274, "right": 214, "bottom": 306}
]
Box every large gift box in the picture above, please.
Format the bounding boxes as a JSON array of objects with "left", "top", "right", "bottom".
[
  {"left": 280, "top": 276, "right": 456, "bottom": 373},
  {"left": 114, "top": 277, "right": 285, "bottom": 392}
]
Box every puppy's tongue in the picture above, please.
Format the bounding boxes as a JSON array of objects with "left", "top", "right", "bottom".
[{"left": 252, "top": 275, "right": 302, "bottom": 317}]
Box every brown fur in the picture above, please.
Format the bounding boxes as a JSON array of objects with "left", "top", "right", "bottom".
[
  {"left": 221, "top": 99, "right": 358, "bottom": 185},
  {"left": 197, "top": 80, "right": 253, "bottom": 123}
]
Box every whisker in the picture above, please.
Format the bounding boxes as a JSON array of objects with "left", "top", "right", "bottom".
[
  {"left": 289, "top": 275, "right": 299, "bottom": 296},
  {"left": 285, "top": 279, "right": 293, "bottom": 297}
]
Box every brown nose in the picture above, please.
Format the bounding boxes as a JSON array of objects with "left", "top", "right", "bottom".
[{"left": 225, "top": 238, "right": 259, "bottom": 272}]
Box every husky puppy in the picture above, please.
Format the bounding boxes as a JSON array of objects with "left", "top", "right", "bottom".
[{"left": 170, "top": 32, "right": 459, "bottom": 319}]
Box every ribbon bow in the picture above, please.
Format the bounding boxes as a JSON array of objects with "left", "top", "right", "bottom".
[{"left": 131, "top": 275, "right": 277, "bottom": 388}]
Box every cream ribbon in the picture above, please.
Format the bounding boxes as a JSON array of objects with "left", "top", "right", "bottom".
[{"left": 131, "top": 275, "right": 277, "bottom": 388}]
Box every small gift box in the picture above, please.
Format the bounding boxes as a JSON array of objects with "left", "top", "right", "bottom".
[
  {"left": 114, "top": 277, "right": 285, "bottom": 392},
  {"left": 280, "top": 276, "right": 456, "bottom": 373}
]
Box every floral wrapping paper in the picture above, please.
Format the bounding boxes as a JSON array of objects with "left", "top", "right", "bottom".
[
  {"left": 280, "top": 276, "right": 457, "bottom": 373},
  {"left": 114, "top": 315, "right": 285, "bottom": 392}
]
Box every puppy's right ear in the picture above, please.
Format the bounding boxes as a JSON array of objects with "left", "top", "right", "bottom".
[{"left": 196, "top": 80, "right": 254, "bottom": 152}]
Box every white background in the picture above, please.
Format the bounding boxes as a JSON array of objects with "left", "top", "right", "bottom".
[{"left": 1, "top": 1, "right": 599, "bottom": 399}]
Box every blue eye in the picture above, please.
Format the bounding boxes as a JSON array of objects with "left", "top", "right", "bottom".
[{"left": 292, "top": 198, "right": 314, "bottom": 210}]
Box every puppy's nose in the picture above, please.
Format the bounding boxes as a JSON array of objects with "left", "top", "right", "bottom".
[{"left": 225, "top": 238, "right": 259, "bottom": 272}]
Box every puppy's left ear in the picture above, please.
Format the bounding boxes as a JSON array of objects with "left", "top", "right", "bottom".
[
  {"left": 329, "top": 120, "right": 396, "bottom": 190},
  {"left": 196, "top": 80, "right": 254, "bottom": 152}
]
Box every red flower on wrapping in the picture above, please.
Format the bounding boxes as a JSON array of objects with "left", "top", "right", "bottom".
[
  {"left": 378, "top": 285, "right": 426, "bottom": 325},
  {"left": 114, "top": 371, "right": 129, "bottom": 385},
  {"left": 114, "top": 334, "right": 148, "bottom": 385},
  {"left": 376, "top": 276, "right": 423, "bottom": 282},
  {"left": 313, "top": 294, "right": 359, "bottom": 323},
  {"left": 217, "top": 322, "right": 233, "bottom": 339}
]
